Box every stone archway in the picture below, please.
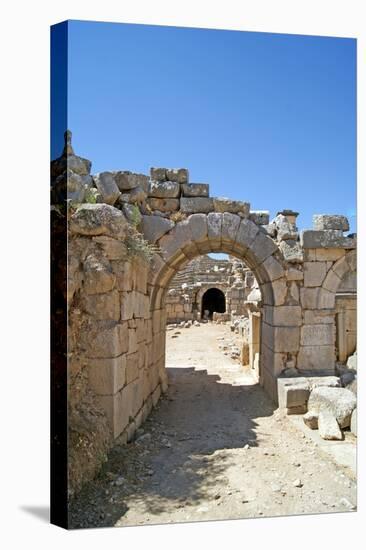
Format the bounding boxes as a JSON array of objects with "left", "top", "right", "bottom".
[
  {"left": 201, "top": 287, "right": 226, "bottom": 319},
  {"left": 145, "top": 213, "right": 290, "bottom": 400}
]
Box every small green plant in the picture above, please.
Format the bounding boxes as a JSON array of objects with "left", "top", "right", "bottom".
[
  {"left": 84, "top": 189, "right": 98, "bottom": 204},
  {"left": 129, "top": 204, "right": 142, "bottom": 227},
  {"left": 126, "top": 226, "right": 161, "bottom": 263}
]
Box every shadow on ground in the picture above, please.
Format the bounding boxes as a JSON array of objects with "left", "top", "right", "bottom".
[{"left": 69, "top": 366, "right": 275, "bottom": 529}]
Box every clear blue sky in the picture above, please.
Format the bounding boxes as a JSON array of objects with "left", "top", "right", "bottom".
[{"left": 56, "top": 20, "right": 357, "bottom": 233}]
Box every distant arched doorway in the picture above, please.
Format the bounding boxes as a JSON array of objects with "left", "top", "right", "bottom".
[{"left": 201, "top": 288, "right": 226, "bottom": 320}]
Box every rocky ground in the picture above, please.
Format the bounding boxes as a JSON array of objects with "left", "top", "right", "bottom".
[{"left": 69, "top": 323, "right": 356, "bottom": 529}]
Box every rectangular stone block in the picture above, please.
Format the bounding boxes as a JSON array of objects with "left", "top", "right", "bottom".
[
  {"left": 150, "top": 167, "right": 167, "bottom": 181},
  {"left": 304, "top": 261, "right": 327, "bottom": 287},
  {"left": 315, "top": 248, "right": 346, "bottom": 261},
  {"left": 274, "top": 327, "right": 300, "bottom": 352},
  {"left": 81, "top": 321, "right": 128, "bottom": 358},
  {"left": 207, "top": 212, "right": 222, "bottom": 247},
  {"left": 267, "top": 306, "right": 302, "bottom": 327},
  {"left": 301, "top": 230, "right": 356, "bottom": 249},
  {"left": 304, "top": 310, "right": 334, "bottom": 324},
  {"left": 82, "top": 289, "right": 120, "bottom": 321},
  {"left": 87, "top": 354, "right": 126, "bottom": 395},
  {"left": 128, "top": 328, "right": 138, "bottom": 353},
  {"left": 221, "top": 212, "right": 241, "bottom": 245},
  {"left": 180, "top": 197, "right": 214, "bottom": 213},
  {"left": 261, "top": 255, "right": 285, "bottom": 281},
  {"left": 148, "top": 180, "right": 180, "bottom": 198},
  {"left": 313, "top": 214, "right": 349, "bottom": 231},
  {"left": 286, "top": 268, "right": 304, "bottom": 281},
  {"left": 92, "top": 236, "right": 128, "bottom": 260},
  {"left": 166, "top": 168, "right": 189, "bottom": 184},
  {"left": 126, "top": 352, "right": 139, "bottom": 384},
  {"left": 278, "top": 382, "right": 310, "bottom": 410},
  {"left": 181, "top": 183, "right": 209, "bottom": 197},
  {"left": 300, "top": 288, "right": 319, "bottom": 309},
  {"left": 111, "top": 260, "right": 133, "bottom": 292},
  {"left": 250, "top": 231, "right": 277, "bottom": 263},
  {"left": 297, "top": 345, "right": 335, "bottom": 371},
  {"left": 301, "top": 324, "right": 334, "bottom": 346},
  {"left": 147, "top": 197, "right": 180, "bottom": 212}
]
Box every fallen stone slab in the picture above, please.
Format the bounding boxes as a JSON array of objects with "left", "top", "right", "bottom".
[
  {"left": 313, "top": 214, "right": 349, "bottom": 232},
  {"left": 318, "top": 409, "right": 343, "bottom": 440},
  {"left": 347, "top": 350, "right": 357, "bottom": 371},
  {"left": 307, "top": 386, "right": 357, "bottom": 429},
  {"left": 277, "top": 379, "right": 310, "bottom": 411}
]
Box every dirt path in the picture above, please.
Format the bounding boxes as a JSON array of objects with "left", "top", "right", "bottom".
[{"left": 69, "top": 324, "right": 356, "bottom": 529}]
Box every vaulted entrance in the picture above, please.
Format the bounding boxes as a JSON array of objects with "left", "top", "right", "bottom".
[{"left": 201, "top": 287, "right": 226, "bottom": 320}]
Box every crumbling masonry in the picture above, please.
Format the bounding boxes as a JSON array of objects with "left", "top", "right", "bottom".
[{"left": 52, "top": 132, "right": 357, "bottom": 495}]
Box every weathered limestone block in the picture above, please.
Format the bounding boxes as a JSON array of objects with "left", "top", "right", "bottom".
[
  {"left": 267, "top": 306, "right": 302, "bottom": 327},
  {"left": 111, "top": 260, "right": 133, "bottom": 292},
  {"left": 317, "top": 288, "right": 335, "bottom": 309},
  {"left": 207, "top": 212, "right": 222, "bottom": 247},
  {"left": 318, "top": 409, "right": 343, "bottom": 440},
  {"left": 70, "top": 204, "right": 127, "bottom": 238},
  {"left": 322, "top": 269, "right": 341, "bottom": 292},
  {"left": 234, "top": 219, "right": 259, "bottom": 251},
  {"left": 166, "top": 168, "right": 189, "bottom": 184},
  {"left": 279, "top": 239, "right": 303, "bottom": 263},
  {"left": 307, "top": 386, "right": 356, "bottom": 428},
  {"left": 271, "top": 278, "right": 287, "bottom": 306},
  {"left": 113, "top": 171, "right": 149, "bottom": 192},
  {"left": 303, "top": 411, "right": 318, "bottom": 429},
  {"left": 274, "top": 214, "right": 298, "bottom": 241},
  {"left": 278, "top": 380, "right": 310, "bottom": 410},
  {"left": 181, "top": 183, "right": 209, "bottom": 197},
  {"left": 93, "top": 172, "right": 121, "bottom": 205},
  {"left": 128, "top": 328, "right": 138, "bottom": 354},
  {"left": 301, "top": 324, "right": 334, "bottom": 346},
  {"left": 303, "top": 261, "right": 327, "bottom": 287},
  {"left": 92, "top": 236, "right": 128, "bottom": 260},
  {"left": 261, "top": 255, "right": 284, "bottom": 281},
  {"left": 180, "top": 197, "right": 214, "bottom": 213},
  {"left": 87, "top": 354, "right": 126, "bottom": 395},
  {"left": 347, "top": 350, "right": 357, "bottom": 371},
  {"left": 141, "top": 215, "right": 175, "bottom": 243},
  {"left": 274, "top": 327, "right": 300, "bottom": 352},
  {"left": 249, "top": 211, "right": 270, "bottom": 225},
  {"left": 52, "top": 170, "right": 90, "bottom": 203},
  {"left": 148, "top": 181, "right": 181, "bottom": 198},
  {"left": 221, "top": 212, "right": 241, "bottom": 245},
  {"left": 313, "top": 214, "right": 349, "bottom": 232},
  {"left": 83, "top": 253, "right": 116, "bottom": 295},
  {"left": 250, "top": 231, "right": 277, "bottom": 262},
  {"left": 301, "top": 230, "right": 356, "bottom": 249},
  {"left": 82, "top": 289, "right": 120, "bottom": 321},
  {"left": 80, "top": 321, "right": 128, "bottom": 358},
  {"left": 213, "top": 197, "right": 250, "bottom": 216},
  {"left": 315, "top": 248, "right": 346, "bottom": 261},
  {"left": 286, "top": 268, "right": 304, "bottom": 281},
  {"left": 297, "top": 345, "right": 334, "bottom": 371},
  {"left": 300, "top": 288, "right": 319, "bottom": 309},
  {"left": 150, "top": 167, "right": 167, "bottom": 181},
  {"left": 126, "top": 352, "right": 139, "bottom": 384},
  {"left": 147, "top": 197, "right": 180, "bottom": 212},
  {"left": 304, "top": 310, "right": 334, "bottom": 324}
]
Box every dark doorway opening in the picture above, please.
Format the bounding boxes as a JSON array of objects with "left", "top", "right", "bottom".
[{"left": 201, "top": 288, "right": 226, "bottom": 320}]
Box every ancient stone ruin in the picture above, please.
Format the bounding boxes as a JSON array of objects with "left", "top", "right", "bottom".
[{"left": 51, "top": 131, "right": 357, "bottom": 495}]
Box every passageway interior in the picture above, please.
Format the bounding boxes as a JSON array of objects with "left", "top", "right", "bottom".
[{"left": 201, "top": 288, "right": 226, "bottom": 320}]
